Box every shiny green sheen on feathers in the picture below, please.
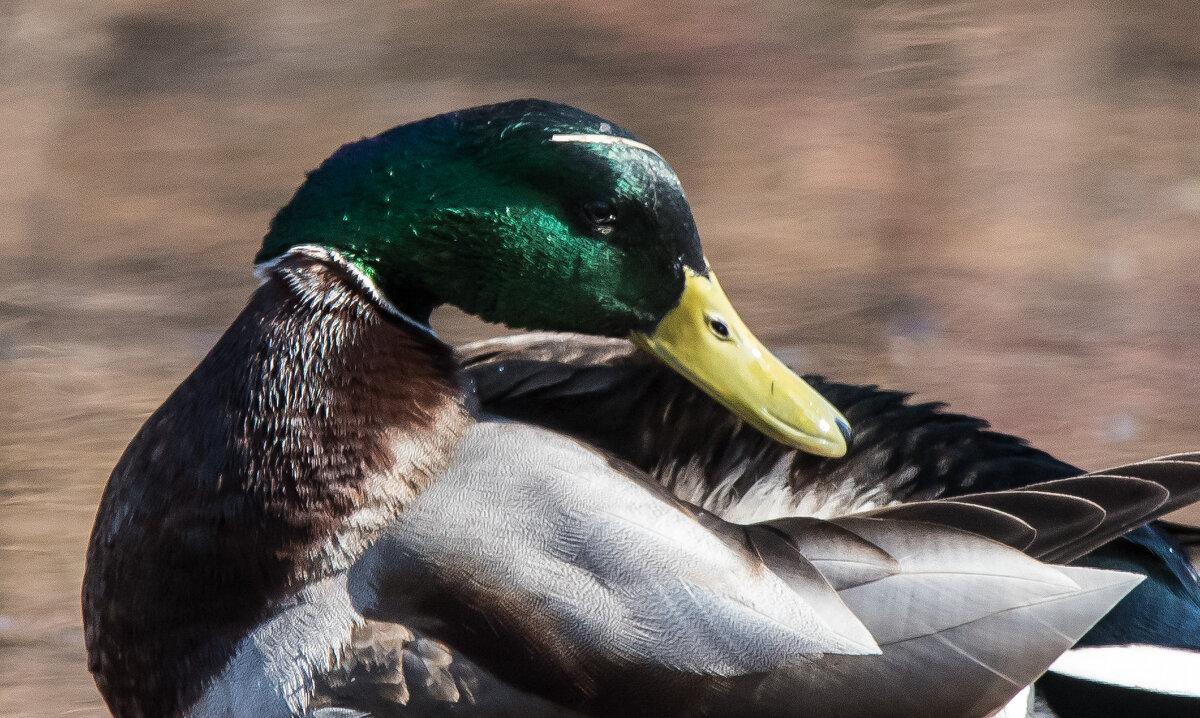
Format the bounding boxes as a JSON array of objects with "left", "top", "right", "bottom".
[{"left": 258, "top": 100, "right": 705, "bottom": 336}]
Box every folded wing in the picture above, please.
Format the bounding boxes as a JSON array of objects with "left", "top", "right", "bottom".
[{"left": 338, "top": 416, "right": 1200, "bottom": 716}]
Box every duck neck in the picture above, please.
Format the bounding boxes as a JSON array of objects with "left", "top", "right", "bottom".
[{"left": 83, "top": 246, "right": 470, "bottom": 717}]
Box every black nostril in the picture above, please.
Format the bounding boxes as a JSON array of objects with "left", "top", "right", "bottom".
[
  {"left": 836, "top": 417, "right": 852, "bottom": 446},
  {"left": 708, "top": 318, "right": 730, "bottom": 339}
]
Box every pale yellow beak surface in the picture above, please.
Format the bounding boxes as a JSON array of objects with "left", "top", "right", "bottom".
[{"left": 631, "top": 266, "right": 850, "bottom": 458}]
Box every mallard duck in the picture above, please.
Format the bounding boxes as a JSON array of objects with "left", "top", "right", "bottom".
[{"left": 82, "top": 99, "right": 1200, "bottom": 718}]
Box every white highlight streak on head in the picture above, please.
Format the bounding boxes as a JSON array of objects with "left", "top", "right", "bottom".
[{"left": 550, "top": 133, "right": 662, "bottom": 158}]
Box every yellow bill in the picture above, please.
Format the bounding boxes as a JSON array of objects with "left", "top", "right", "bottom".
[{"left": 631, "top": 265, "right": 850, "bottom": 457}]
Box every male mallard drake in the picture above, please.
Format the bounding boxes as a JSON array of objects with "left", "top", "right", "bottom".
[{"left": 83, "top": 100, "right": 1200, "bottom": 718}]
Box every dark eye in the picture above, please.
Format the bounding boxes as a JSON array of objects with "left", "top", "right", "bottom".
[{"left": 580, "top": 200, "right": 618, "bottom": 234}]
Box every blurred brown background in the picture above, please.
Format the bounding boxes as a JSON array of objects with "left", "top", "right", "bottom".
[{"left": 2, "top": 1, "right": 1199, "bottom": 715}]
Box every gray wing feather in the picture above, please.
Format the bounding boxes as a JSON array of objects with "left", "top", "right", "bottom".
[
  {"left": 740, "top": 566, "right": 1139, "bottom": 718},
  {"left": 352, "top": 422, "right": 879, "bottom": 677},
  {"left": 826, "top": 517, "right": 1109, "bottom": 644},
  {"left": 343, "top": 421, "right": 1167, "bottom": 717},
  {"left": 864, "top": 461, "right": 1200, "bottom": 564},
  {"left": 857, "top": 500, "right": 1039, "bottom": 552}
]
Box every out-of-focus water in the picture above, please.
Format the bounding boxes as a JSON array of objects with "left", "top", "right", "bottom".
[{"left": 3, "top": 1, "right": 1200, "bottom": 715}]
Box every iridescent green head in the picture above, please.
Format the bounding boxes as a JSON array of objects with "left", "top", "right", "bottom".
[
  {"left": 258, "top": 99, "right": 703, "bottom": 335},
  {"left": 258, "top": 99, "right": 851, "bottom": 457}
]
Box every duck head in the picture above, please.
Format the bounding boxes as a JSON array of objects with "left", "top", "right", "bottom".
[{"left": 257, "top": 99, "right": 849, "bottom": 457}]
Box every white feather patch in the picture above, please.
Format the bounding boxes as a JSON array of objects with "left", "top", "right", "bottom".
[
  {"left": 987, "top": 685, "right": 1033, "bottom": 718},
  {"left": 1048, "top": 644, "right": 1200, "bottom": 698}
]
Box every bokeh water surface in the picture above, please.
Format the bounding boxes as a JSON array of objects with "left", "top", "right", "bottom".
[{"left": 3, "top": 1, "right": 1200, "bottom": 715}]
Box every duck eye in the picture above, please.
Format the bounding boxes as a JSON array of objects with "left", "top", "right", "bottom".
[
  {"left": 580, "top": 200, "right": 618, "bottom": 234},
  {"left": 707, "top": 316, "right": 731, "bottom": 340}
]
